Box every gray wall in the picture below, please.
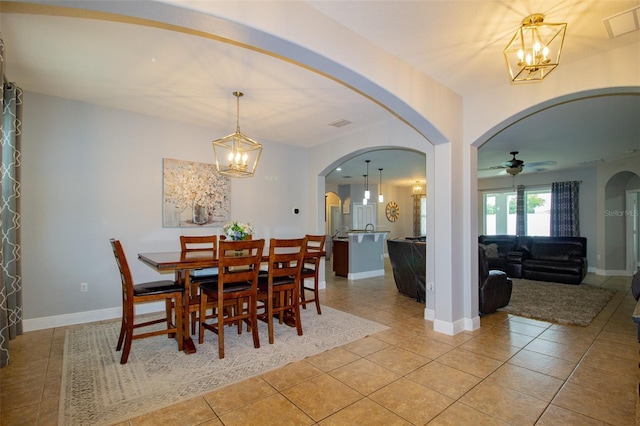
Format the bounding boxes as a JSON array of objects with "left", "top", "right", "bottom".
[{"left": 21, "top": 92, "right": 310, "bottom": 321}]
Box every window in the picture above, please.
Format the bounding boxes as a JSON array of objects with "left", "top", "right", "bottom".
[{"left": 483, "top": 187, "right": 551, "bottom": 236}]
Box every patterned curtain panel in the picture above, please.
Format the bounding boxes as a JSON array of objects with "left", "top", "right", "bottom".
[
  {"left": 516, "top": 185, "right": 525, "bottom": 236},
  {"left": 551, "top": 181, "right": 580, "bottom": 237},
  {"left": 0, "top": 38, "right": 24, "bottom": 368},
  {"left": 412, "top": 194, "right": 420, "bottom": 236}
]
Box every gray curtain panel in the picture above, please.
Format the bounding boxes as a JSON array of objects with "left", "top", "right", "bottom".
[
  {"left": 0, "top": 37, "right": 24, "bottom": 368},
  {"left": 551, "top": 181, "right": 580, "bottom": 237},
  {"left": 516, "top": 185, "right": 525, "bottom": 236}
]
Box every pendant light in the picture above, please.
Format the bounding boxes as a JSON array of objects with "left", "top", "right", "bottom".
[
  {"left": 378, "top": 168, "right": 384, "bottom": 203},
  {"left": 362, "top": 175, "right": 368, "bottom": 205},
  {"left": 364, "top": 160, "right": 371, "bottom": 200},
  {"left": 212, "top": 91, "right": 263, "bottom": 177}
]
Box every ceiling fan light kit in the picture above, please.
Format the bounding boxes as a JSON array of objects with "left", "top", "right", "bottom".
[{"left": 505, "top": 151, "right": 524, "bottom": 176}]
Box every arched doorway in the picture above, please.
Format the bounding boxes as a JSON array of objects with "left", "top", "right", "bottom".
[{"left": 605, "top": 171, "right": 640, "bottom": 275}]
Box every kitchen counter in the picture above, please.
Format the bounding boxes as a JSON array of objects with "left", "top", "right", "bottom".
[{"left": 332, "top": 231, "right": 389, "bottom": 280}]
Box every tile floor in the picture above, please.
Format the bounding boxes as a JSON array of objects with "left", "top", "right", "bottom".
[{"left": 1, "top": 260, "right": 639, "bottom": 425}]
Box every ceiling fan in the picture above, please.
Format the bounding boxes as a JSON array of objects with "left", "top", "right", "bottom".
[
  {"left": 504, "top": 151, "right": 524, "bottom": 176},
  {"left": 482, "top": 151, "right": 556, "bottom": 177}
]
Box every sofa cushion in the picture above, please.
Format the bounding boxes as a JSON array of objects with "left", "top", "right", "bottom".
[
  {"left": 484, "top": 243, "right": 499, "bottom": 258},
  {"left": 478, "top": 235, "right": 517, "bottom": 255},
  {"left": 523, "top": 259, "right": 584, "bottom": 275}
]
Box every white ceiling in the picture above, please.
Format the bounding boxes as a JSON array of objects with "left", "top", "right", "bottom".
[{"left": 1, "top": 1, "right": 639, "bottom": 186}]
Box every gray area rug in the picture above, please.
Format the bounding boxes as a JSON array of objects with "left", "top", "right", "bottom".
[
  {"left": 499, "top": 278, "right": 616, "bottom": 326},
  {"left": 59, "top": 306, "right": 388, "bottom": 425}
]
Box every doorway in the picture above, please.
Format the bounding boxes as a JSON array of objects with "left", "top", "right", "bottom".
[{"left": 627, "top": 189, "right": 640, "bottom": 274}]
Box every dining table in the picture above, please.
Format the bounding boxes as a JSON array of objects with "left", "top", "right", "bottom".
[{"left": 138, "top": 245, "right": 325, "bottom": 354}]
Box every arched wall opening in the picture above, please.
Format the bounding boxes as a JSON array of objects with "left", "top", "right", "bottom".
[{"left": 604, "top": 172, "right": 640, "bottom": 274}]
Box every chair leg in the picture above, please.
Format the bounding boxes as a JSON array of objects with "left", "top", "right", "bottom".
[
  {"left": 198, "top": 292, "right": 207, "bottom": 345},
  {"left": 174, "top": 293, "right": 183, "bottom": 352},
  {"left": 250, "top": 295, "right": 260, "bottom": 349},
  {"left": 116, "top": 314, "right": 126, "bottom": 351},
  {"left": 300, "top": 279, "right": 307, "bottom": 309},
  {"left": 165, "top": 299, "right": 173, "bottom": 338},
  {"left": 190, "top": 283, "right": 199, "bottom": 335},
  {"left": 293, "top": 288, "right": 303, "bottom": 337},
  {"left": 313, "top": 279, "right": 322, "bottom": 315},
  {"left": 119, "top": 322, "right": 133, "bottom": 364},
  {"left": 267, "top": 295, "right": 275, "bottom": 345},
  {"left": 217, "top": 305, "right": 225, "bottom": 359}
]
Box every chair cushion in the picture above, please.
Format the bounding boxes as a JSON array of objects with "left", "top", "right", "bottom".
[
  {"left": 301, "top": 267, "right": 316, "bottom": 275},
  {"left": 200, "top": 280, "right": 252, "bottom": 294},
  {"left": 191, "top": 267, "right": 218, "bottom": 277},
  {"left": 133, "top": 280, "right": 183, "bottom": 296},
  {"left": 258, "top": 275, "right": 296, "bottom": 286}
]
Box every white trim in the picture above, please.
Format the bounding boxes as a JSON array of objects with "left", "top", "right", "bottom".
[
  {"left": 347, "top": 269, "right": 385, "bottom": 280},
  {"left": 433, "top": 316, "right": 477, "bottom": 335},
  {"left": 424, "top": 308, "right": 435, "bottom": 321},
  {"left": 23, "top": 302, "right": 165, "bottom": 332},
  {"left": 594, "top": 268, "right": 632, "bottom": 277}
]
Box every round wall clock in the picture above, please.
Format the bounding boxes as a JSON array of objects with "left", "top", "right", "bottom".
[{"left": 385, "top": 201, "right": 399, "bottom": 222}]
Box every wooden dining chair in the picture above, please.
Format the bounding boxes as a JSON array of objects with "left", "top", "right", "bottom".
[
  {"left": 299, "top": 234, "right": 326, "bottom": 315},
  {"left": 110, "top": 238, "right": 184, "bottom": 364},
  {"left": 198, "top": 238, "right": 265, "bottom": 359},
  {"left": 257, "top": 237, "right": 306, "bottom": 344},
  {"left": 180, "top": 235, "right": 218, "bottom": 334}
]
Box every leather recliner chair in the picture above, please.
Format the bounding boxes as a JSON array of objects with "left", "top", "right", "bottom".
[{"left": 479, "top": 245, "right": 512, "bottom": 315}]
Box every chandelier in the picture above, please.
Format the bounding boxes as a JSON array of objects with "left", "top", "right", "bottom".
[
  {"left": 412, "top": 181, "right": 423, "bottom": 196},
  {"left": 503, "top": 14, "right": 567, "bottom": 83},
  {"left": 212, "top": 91, "right": 263, "bottom": 177}
]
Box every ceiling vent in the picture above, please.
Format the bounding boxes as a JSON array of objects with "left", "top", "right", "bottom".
[
  {"left": 328, "top": 119, "right": 352, "bottom": 128},
  {"left": 603, "top": 6, "right": 640, "bottom": 38},
  {"left": 579, "top": 159, "right": 605, "bottom": 166}
]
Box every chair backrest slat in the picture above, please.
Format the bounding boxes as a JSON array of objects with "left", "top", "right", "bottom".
[
  {"left": 266, "top": 237, "right": 306, "bottom": 281},
  {"left": 180, "top": 235, "right": 217, "bottom": 254},
  {"left": 218, "top": 239, "right": 265, "bottom": 285},
  {"left": 110, "top": 238, "right": 134, "bottom": 301}
]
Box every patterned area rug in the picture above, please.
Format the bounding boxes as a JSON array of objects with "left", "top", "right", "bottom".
[
  {"left": 59, "top": 306, "right": 388, "bottom": 425},
  {"left": 499, "top": 279, "right": 616, "bottom": 326}
]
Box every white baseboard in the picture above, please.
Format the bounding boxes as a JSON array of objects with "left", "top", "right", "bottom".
[
  {"left": 424, "top": 308, "right": 435, "bottom": 321},
  {"left": 23, "top": 302, "right": 165, "bottom": 332},
  {"left": 347, "top": 269, "right": 385, "bottom": 280},
  {"left": 433, "top": 315, "right": 479, "bottom": 335},
  {"left": 594, "top": 268, "right": 633, "bottom": 277}
]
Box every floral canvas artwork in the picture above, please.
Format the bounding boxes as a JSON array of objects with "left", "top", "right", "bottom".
[{"left": 162, "top": 158, "right": 231, "bottom": 227}]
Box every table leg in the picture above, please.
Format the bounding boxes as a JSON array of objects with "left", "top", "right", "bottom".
[{"left": 176, "top": 270, "right": 197, "bottom": 354}]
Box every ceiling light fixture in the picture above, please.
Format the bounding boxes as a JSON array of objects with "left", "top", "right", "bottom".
[
  {"left": 362, "top": 174, "right": 368, "bottom": 205},
  {"left": 364, "top": 160, "right": 371, "bottom": 200},
  {"left": 212, "top": 91, "right": 262, "bottom": 177},
  {"left": 378, "top": 168, "right": 384, "bottom": 203},
  {"left": 504, "top": 14, "right": 567, "bottom": 83},
  {"left": 412, "top": 181, "right": 423, "bottom": 196}
]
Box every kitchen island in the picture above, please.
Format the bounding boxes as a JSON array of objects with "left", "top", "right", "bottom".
[{"left": 332, "top": 231, "right": 389, "bottom": 280}]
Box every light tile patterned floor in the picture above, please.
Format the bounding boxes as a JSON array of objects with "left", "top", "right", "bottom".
[{"left": 1, "top": 261, "right": 638, "bottom": 425}]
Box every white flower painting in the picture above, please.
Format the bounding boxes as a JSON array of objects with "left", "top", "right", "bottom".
[{"left": 162, "top": 158, "right": 231, "bottom": 227}]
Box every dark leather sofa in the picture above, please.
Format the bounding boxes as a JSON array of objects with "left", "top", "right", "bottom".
[
  {"left": 478, "top": 245, "right": 512, "bottom": 314},
  {"left": 478, "top": 235, "right": 588, "bottom": 285},
  {"left": 387, "top": 238, "right": 426, "bottom": 302}
]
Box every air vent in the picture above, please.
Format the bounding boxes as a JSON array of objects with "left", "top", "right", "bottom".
[
  {"left": 328, "top": 119, "right": 352, "bottom": 128},
  {"left": 603, "top": 6, "right": 640, "bottom": 38},
  {"left": 579, "top": 159, "right": 605, "bottom": 166}
]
